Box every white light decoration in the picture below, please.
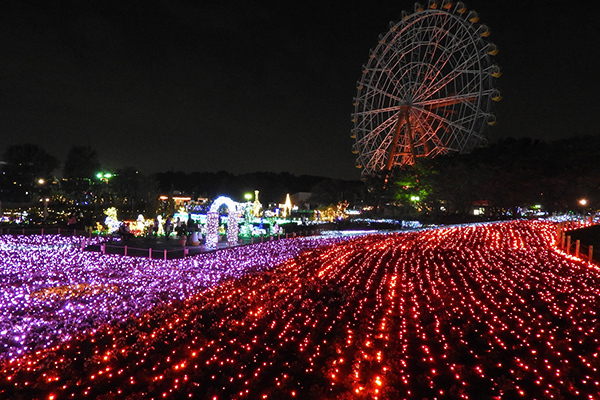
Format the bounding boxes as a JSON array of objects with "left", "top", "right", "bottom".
[
  {"left": 156, "top": 215, "right": 164, "bottom": 236},
  {"left": 205, "top": 211, "right": 219, "bottom": 249},
  {"left": 206, "top": 196, "right": 241, "bottom": 249},
  {"left": 227, "top": 209, "right": 240, "bottom": 247}
]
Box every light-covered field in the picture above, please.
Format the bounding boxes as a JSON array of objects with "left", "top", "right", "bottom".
[{"left": 2, "top": 221, "right": 600, "bottom": 399}]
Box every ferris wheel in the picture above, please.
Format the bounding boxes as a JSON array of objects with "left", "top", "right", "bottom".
[{"left": 351, "top": 0, "right": 501, "bottom": 176}]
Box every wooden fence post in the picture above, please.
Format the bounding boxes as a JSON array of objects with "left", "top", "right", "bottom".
[{"left": 575, "top": 240, "right": 580, "bottom": 258}]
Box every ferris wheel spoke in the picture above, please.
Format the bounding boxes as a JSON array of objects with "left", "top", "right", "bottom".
[
  {"left": 439, "top": 25, "right": 475, "bottom": 57},
  {"left": 419, "top": 32, "right": 484, "bottom": 100},
  {"left": 411, "top": 115, "right": 447, "bottom": 151},
  {"left": 422, "top": 38, "right": 471, "bottom": 89},
  {"left": 415, "top": 17, "right": 459, "bottom": 85},
  {"left": 354, "top": 120, "right": 398, "bottom": 154},
  {"left": 360, "top": 82, "right": 406, "bottom": 105},
  {"left": 412, "top": 107, "right": 474, "bottom": 138},
  {"left": 355, "top": 98, "right": 399, "bottom": 122},
  {"left": 354, "top": 105, "right": 406, "bottom": 118},
  {"left": 355, "top": 114, "right": 399, "bottom": 148},
  {"left": 414, "top": 51, "right": 483, "bottom": 103},
  {"left": 414, "top": 18, "right": 472, "bottom": 93},
  {"left": 362, "top": 134, "right": 397, "bottom": 170},
  {"left": 375, "top": 21, "right": 417, "bottom": 65},
  {"left": 378, "top": 59, "right": 415, "bottom": 96},
  {"left": 416, "top": 119, "right": 457, "bottom": 156},
  {"left": 414, "top": 92, "right": 482, "bottom": 109}
]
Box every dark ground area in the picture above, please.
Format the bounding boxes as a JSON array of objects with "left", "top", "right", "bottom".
[{"left": 566, "top": 225, "right": 600, "bottom": 249}]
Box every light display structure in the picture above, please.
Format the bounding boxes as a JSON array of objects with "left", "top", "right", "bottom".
[{"left": 205, "top": 196, "right": 240, "bottom": 249}]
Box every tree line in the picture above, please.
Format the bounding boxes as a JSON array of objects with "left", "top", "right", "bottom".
[
  {"left": 2, "top": 136, "right": 597, "bottom": 223},
  {"left": 378, "top": 135, "right": 600, "bottom": 222},
  {"left": 0, "top": 144, "right": 362, "bottom": 219}
]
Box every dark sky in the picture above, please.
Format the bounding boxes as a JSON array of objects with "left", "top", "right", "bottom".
[{"left": 1, "top": 1, "right": 598, "bottom": 180}]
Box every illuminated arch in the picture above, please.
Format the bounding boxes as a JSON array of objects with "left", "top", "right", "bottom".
[{"left": 205, "top": 196, "right": 240, "bottom": 249}]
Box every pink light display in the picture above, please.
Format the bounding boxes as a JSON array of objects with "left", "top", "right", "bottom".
[{"left": 2, "top": 221, "right": 600, "bottom": 399}]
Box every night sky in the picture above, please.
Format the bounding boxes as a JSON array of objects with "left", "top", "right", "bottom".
[{"left": 1, "top": 0, "right": 598, "bottom": 181}]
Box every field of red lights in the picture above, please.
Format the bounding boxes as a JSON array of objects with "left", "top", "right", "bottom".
[{"left": 2, "top": 220, "right": 600, "bottom": 399}]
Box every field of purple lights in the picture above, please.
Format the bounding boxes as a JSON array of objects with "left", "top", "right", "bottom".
[{"left": 0, "top": 234, "right": 346, "bottom": 361}]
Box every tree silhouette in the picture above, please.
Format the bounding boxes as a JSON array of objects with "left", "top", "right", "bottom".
[
  {"left": 1, "top": 143, "right": 58, "bottom": 202},
  {"left": 63, "top": 146, "right": 100, "bottom": 179}
]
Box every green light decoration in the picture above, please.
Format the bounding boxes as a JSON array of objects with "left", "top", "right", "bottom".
[
  {"left": 96, "top": 171, "right": 113, "bottom": 181},
  {"left": 394, "top": 163, "right": 434, "bottom": 210}
]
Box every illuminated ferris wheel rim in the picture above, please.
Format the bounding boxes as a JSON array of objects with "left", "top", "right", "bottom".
[{"left": 351, "top": 1, "right": 500, "bottom": 177}]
